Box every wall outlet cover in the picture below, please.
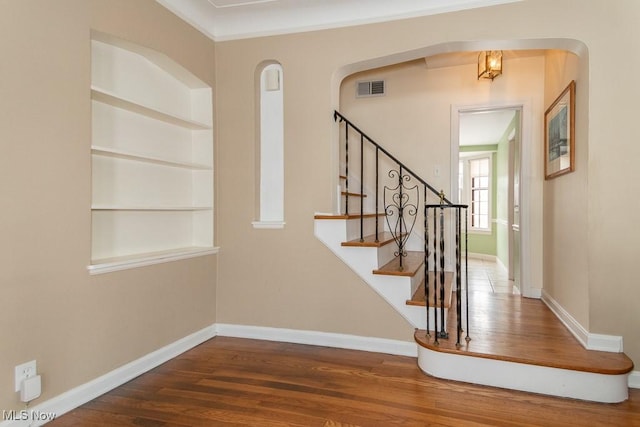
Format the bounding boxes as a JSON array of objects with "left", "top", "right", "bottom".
[{"left": 15, "top": 360, "right": 37, "bottom": 392}]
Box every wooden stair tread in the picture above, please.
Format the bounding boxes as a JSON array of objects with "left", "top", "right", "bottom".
[
  {"left": 406, "top": 272, "right": 454, "bottom": 308},
  {"left": 341, "top": 191, "right": 367, "bottom": 198},
  {"left": 341, "top": 232, "right": 402, "bottom": 248},
  {"left": 314, "top": 213, "right": 385, "bottom": 220},
  {"left": 373, "top": 251, "right": 423, "bottom": 276},
  {"left": 414, "top": 292, "right": 635, "bottom": 375}
]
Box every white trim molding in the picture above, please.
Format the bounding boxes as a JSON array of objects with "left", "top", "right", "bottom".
[
  {"left": 629, "top": 371, "right": 640, "bottom": 389},
  {"left": 0, "top": 325, "right": 217, "bottom": 427},
  {"left": 542, "top": 290, "right": 624, "bottom": 353},
  {"left": 2, "top": 322, "right": 636, "bottom": 427},
  {"left": 417, "top": 344, "right": 630, "bottom": 403},
  {"left": 88, "top": 247, "right": 219, "bottom": 275},
  {"left": 215, "top": 323, "right": 418, "bottom": 357},
  {"left": 252, "top": 221, "right": 286, "bottom": 229}
]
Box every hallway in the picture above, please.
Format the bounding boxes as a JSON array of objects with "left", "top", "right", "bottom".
[{"left": 466, "top": 256, "right": 520, "bottom": 295}]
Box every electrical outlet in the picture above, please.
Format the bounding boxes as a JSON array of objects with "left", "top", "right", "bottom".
[{"left": 15, "top": 360, "right": 37, "bottom": 392}]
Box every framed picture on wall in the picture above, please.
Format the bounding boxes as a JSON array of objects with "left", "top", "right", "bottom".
[{"left": 544, "top": 80, "right": 576, "bottom": 179}]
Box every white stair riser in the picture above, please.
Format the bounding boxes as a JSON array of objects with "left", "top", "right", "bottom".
[
  {"left": 377, "top": 241, "right": 397, "bottom": 268},
  {"left": 417, "top": 346, "right": 629, "bottom": 403},
  {"left": 345, "top": 216, "right": 384, "bottom": 242},
  {"left": 410, "top": 266, "right": 424, "bottom": 297}
]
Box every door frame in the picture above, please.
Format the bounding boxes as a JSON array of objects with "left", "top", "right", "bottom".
[{"left": 451, "top": 101, "right": 541, "bottom": 298}]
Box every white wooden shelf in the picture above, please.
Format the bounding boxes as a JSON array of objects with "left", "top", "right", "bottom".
[
  {"left": 91, "top": 87, "right": 212, "bottom": 130},
  {"left": 90, "top": 34, "right": 214, "bottom": 272},
  {"left": 88, "top": 246, "right": 219, "bottom": 275},
  {"left": 91, "top": 146, "right": 212, "bottom": 170},
  {"left": 91, "top": 205, "right": 212, "bottom": 211}
]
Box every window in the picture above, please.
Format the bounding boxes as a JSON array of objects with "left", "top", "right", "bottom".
[{"left": 460, "top": 155, "right": 492, "bottom": 232}]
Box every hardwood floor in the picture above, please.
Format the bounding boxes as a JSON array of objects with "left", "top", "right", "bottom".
[
  {"left": 49, "top": 336, "right": 640, "bottom": 426},
  {"left": 48, "top": 259, "right": 638, "bottom": 425},
  {"left": 415, "top": 291, "right": 633, "bottom": 374}
]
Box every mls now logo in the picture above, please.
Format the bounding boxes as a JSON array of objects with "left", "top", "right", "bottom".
[{"left": 2, "top": 410, "right": 56, "bottom": 422}]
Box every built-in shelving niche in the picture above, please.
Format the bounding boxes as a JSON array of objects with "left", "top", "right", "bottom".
[{"left": 89, "top": 31, "right": 216, "bottom": 275}]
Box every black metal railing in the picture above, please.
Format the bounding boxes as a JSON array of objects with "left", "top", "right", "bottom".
[
  {"left": 335, "top": 110, "right": 469, "bottom": 346},
  {"left": 426, "top": 203, "right": 470, "bottom": 347}
]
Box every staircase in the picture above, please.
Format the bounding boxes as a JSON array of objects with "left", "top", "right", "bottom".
[
  {"left": 315, "top": 111, "right": 467, "bottom": 340},
  {"left": 314, "top": 215, "right": 451, "bottom": 330},
  {"left": 314, "top": 111, "right": 634, "bottom": 403}
]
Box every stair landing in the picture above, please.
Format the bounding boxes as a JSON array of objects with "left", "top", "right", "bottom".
[{"left": 415, "top": 290, "right": 634, "bottom": 402}]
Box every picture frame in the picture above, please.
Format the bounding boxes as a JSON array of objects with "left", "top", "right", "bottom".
[{"left": 544, "top": 80, "right": 575, "bottom": 179}]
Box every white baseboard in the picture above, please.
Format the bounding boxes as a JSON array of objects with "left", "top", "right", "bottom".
[
  {"left": 467, "top": 252, "right": 497, "bottom": 261},
  {"left": 629, "top": 371, "right": 640, "bottom": 389},
  {"left": 0, "top": 324, "right": 217, "bottom": 427},
  {"left": 541, "top": 290, "right": 623, "bottom": 352},
  {"left": 215, "top": 323, "right": 418, "bottom": 357},
  {"left": 2, "top": 320, "right": 634, "bottom": 427}
]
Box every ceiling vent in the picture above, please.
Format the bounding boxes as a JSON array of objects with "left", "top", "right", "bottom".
[{"left": 357, "top": 80, "right": 385, "bottom": 97}]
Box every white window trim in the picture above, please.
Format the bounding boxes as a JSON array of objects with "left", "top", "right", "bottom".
[{"left": 460, "top": 153, "right": 492, "bottom": 233}]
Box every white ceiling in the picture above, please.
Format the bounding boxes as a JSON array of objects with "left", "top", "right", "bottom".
[
  {"left": 155, "top": 0, "right": 523, "bottom": 145},
  {"left": 156, "top": 0, "right": 521, "bottom": 41},
  {"left": 459, "top": 109, "right": 517, "bottom": 147}
]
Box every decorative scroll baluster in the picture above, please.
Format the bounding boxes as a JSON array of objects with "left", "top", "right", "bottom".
[{"left": 383, "top": 168, "right": 418, "bottom": 272}]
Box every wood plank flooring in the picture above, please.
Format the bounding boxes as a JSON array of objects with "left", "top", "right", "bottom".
[
  {"left": 48, "top": 336, "right": 640, "bottom": 427},
  {"left": 415, "top": 290, "right": 634, "bottom": 374}
]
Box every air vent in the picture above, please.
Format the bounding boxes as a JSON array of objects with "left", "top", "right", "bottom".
[{"left": 357, "top": 80, "right": 385, "bottom": 97}]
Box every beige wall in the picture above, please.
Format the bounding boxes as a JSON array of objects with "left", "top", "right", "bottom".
[
  {"left": 543, "top": 50, "right": 588, "bottom": 326},
  {"left": 339, "top": 56, "right": 545, "bottom": 195},
  {"left": 0, "top": 0, "right": 217, "bottom": 412},
  {"left": 216, "top": 0, "right": 640, "bottom": 370}
]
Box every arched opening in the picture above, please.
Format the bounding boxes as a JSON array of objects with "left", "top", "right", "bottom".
[{"left": 331, "top": 38, "right": 588, "bottom": 299}]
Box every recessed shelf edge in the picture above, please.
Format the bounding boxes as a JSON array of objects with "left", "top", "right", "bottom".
[
  {"left": 91, "top": 146, "right": 213, "bottom": 170},
  {"left": 88, "top": 246, "right": 220, "bottom": 275},
  {"left": 91, "top": 87, "right": 212, "bottom": 130}
]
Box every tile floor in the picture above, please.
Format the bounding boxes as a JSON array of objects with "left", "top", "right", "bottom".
[{"left": 465, "top": 256, "right": 520, "bottom": 294}]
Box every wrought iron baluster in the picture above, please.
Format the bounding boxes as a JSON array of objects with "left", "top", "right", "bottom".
[
  {"left": 433, "top": 206, "right": 438, "bottom": 345},
  {"left": 465, "top": 207, "right": 471, "bottom": 343},
  {"left": 438, "top": 205, "right": 447, "bottom": 339},
  {"left": 456, "top": 206, "right": 462, "bottom": 347},
  {"left": 424, "top": 186, "right": 430, "bottom": 336},
  {"left": 398, "top": 165, "right": 404, "bottom": 270},
  {"left": 360, "top": 134, "right": 364, "bottom": 242},
  {"left": 383, "top": 167, "right": 418, "bottom": 273},
  {"left": 344, "top": 123, "right": 349, "bottom": 215},
  {"left": 375, "top": 147, "right": 379, "bottom": 242}
]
